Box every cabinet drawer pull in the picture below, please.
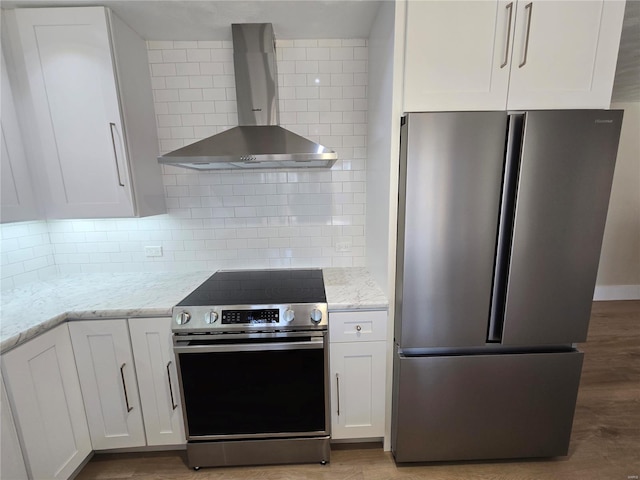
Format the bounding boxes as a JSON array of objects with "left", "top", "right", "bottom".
[
  {"left": 120, "top": 363, "right": 133, "bottom": 413},
  {"left": 167, "top": 361, "right": 178, "bottom": 410},
  {"left": 519, "top": 2, "right": 533, "bottom": 68},
  {"left": 109, "top": 122, "right": 125, "bottom": 187},
  {"left": 356, "top": 325, "right": 362, "bottom": 332},
  {"left": 501, "top": 2, "right": 514, "bottom": 68},
  {"left": 336, "top": 373, "right": 341, "bottom": 416}
]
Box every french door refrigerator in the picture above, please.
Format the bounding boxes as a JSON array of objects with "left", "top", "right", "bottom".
[{"left": 391, "top": 110, "right": 623, "bottom": 463}]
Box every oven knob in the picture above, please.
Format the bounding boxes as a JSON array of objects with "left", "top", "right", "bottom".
[
  {"left": 175, "top": 311, "right": 191, "bottom": 325},
  {"left": 205, "top": 311, "right": 218, "bottom": 324},
  {"left": 310, "top": 308, "right": 323, "bottom": 323},
  {"left": 283, "top": 308, "right": 295, "bottom": 323}
]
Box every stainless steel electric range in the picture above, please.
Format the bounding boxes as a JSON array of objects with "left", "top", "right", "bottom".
[{"left": 171, "top": 269, "right": 330, "bottom": 470}]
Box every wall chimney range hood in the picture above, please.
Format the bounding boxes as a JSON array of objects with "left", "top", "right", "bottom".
[{"left": 158, "top": 24, "right": 337, "bottom": 171}]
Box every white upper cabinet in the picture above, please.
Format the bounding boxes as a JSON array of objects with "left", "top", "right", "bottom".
[
  {"left": 404, "top": 1, "right": 513, "bottom": 111},
  {"left": 10, "top": 7, "right": 165, "bottom": 219},
  {"left": 403, "top": 0, "right": 626, "bottom": 111},
  {"left": 1, "top": 48, "right": 39, "bottom": 223},
  {"left": 506, "top": 0, "right": 625, "bottom": 109}
]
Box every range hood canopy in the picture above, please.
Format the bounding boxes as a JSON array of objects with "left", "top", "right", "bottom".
[{"left": 158, "top": 23, "right": 337, "bottom": 171}]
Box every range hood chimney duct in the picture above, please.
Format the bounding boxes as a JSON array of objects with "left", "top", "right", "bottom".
[{"left": 158, "top": 23, "right": 337, "bottom": 171}]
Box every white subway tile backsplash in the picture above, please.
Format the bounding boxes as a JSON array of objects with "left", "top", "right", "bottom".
[
  {"left": 210, "top": 48, "right": 233, "bottom": 62},
  {"left": 176, "top": 62, "right": 201, "bottom": 75},
  {"left": 179, "top": 89, "right": 203, "bottom": 102},
  {"left": 151, "top": 63, "right": 177, "bottom": 76},
  {"left": 166, "top": 76, "right": 190, "bottom": 89},
  {"left": 0, "top": 39, "right": 369, "bottom": 283},
  {"left": 147, "top": 50, "right": 164, "bottom": 63},
  {"left": 295, "top": 61, "right": 319, "bottom": 74},
  {"left": 162, "top": 49, "right": 187, "bottom": 63},
  {"left": 306, "top": 48, "right": 331, "bottom": 61},
  {"left": 189, "top": 76, "right": 214, "bottom": 88}
]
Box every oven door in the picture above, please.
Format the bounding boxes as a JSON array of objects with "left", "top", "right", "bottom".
[{"left": 173, "top": 331, "right": 329, "bottom": 441}]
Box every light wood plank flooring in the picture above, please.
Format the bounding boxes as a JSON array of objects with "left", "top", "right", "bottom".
[{"left": 76, "top": 301, "right": 640, "bottom": 480}]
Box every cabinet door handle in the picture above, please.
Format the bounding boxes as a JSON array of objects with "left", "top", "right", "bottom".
[
  {"left": 166, "top": 361, "right": 178, "bottom": 411},
  {"left": 519, "top": 2, "right": 533, "bottom": 68},
  {"left": 501, "top": 2, "right": 514, "bottom": 68},
  {"left": 120, "top": 363, "right": 134, "bottom": 413},
  {"left": 356, "top": 325, "right": 362, "bottom": 332},
  {"left": 109, "top": 122, "right": 125, "bottom": 187},
  {"left": 336, "top": 373, "right": 340, "bottom": 416}
]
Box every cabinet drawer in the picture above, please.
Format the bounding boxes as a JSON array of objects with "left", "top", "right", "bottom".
[{"left": 329, "top": 310, "right": 387, "bottom": 343}]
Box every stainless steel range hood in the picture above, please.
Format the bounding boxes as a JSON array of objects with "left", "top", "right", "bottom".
[{"left": 158, "top": 24, "right": 337, "bottom": 171}]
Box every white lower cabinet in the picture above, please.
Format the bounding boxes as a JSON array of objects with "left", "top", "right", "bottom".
[
  {"left": 69, "top": 319, "right": 146, "bottom": 450},
  {"left": 1, "top": 323, "right": 92, "bottom": 479},
  {"left": 329, "top": 310, "right": 387, "bottom": 440},
  {"left": 129, "top": 317, "right": 185, "bottom": 446},
  {"left": 69, "top": 317, "right": 185, "bottom": 450},
  {"left": 0, "top": 374, "right": 29, "bottom": 480}
]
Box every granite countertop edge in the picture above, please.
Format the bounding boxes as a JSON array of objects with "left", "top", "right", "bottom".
[{"left": 1, "top": 267, "right": 388, "bottom": 353}]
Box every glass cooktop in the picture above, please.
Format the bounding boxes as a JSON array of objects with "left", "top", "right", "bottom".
[{"left": 177, "top": 269, "right": 327, "bottom": 306}]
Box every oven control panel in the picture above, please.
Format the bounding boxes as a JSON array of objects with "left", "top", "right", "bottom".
[
  {"left": 172, "top": 303, "right": 328, "bottom": 333},
  {"left": 222, "top": 309, "right": 279, "bottom": 324}
]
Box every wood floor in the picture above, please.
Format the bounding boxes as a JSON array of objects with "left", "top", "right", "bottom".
[{"left": 76, "top": 301, "right": 640, "bottom": 480}]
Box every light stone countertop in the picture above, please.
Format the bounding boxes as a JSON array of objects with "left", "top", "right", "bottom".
[
  {"left": 322, "top": 267, "right": 388, "bottom": 311},
  {"left": 0, "top": 267, "right": 387, "bottom": 353}
]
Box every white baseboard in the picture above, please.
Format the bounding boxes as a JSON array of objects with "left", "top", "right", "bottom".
[{"left": 593, "top": 285, "right": 640, "bottom": 301}]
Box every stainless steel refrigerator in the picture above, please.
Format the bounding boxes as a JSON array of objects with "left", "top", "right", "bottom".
[{"left": 391, "top": 110, "right": 623, "bottom": 462}]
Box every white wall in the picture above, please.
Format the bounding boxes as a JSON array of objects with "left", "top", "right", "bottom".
[
  {"left": 4, "top": 39, "right": 368, "bottom": 279},
  {"left": 366, "top": 2, "right": 395, "bottom": 294},
  {"left": 594, "top": 101, "right": 640, "bottom": 300}
]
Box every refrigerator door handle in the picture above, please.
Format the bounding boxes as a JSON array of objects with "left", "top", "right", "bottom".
[{"left": 487, "top": 114, "right": 525, "bottom": 342}]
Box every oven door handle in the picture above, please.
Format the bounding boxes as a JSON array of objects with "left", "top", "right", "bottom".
[{"left": 174, "top": 338, "right": 324, "bottom": 354}]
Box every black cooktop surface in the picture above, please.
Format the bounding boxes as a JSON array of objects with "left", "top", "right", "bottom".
[{"left": 177, "top": 269, "right": 327, "bottom": 306}]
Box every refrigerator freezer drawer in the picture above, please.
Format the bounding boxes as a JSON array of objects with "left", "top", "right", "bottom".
[{"left": 391, "top": 349, "right": 583, "bottom": 463}]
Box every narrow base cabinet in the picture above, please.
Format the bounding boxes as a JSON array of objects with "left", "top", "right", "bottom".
[
  {"left": 329, "top": 311, "right": 387, "bottom": 440},
  {"left": 1, "top": 323, "right": 92, "bottom": 480},
  {"left": 129, "top": 317, "right": 185, "bottom": 446},
  {"left": 69, "top": 319, "right": 146, "bottom": 450}
]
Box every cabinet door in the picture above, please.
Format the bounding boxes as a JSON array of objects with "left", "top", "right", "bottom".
[
  {"left": 0, "top": 374, "right": 29, "bottom": 480},
  {"left": 330, "top": 341, "right": 386, "bottom": 440},
  {"left": 129, "top": 317, "right": 185, "bottom": 446},
  {"left": 13, "top": 7, "right": 135, "bottom": 218},
  {"left": 69, "top": 319, "right": 145, "bottom": 450},
  {"left": 507, "top": 0, "right": 625, "bottom": 109},
  {"left": 1, "top": 324, "right": 92, "bottom": 480},
  {"left": 404, "top": 0, "right": 513, "bottom": 111},
  {"left": 1, "top": 48, "right": 38, "bottom": 223}
]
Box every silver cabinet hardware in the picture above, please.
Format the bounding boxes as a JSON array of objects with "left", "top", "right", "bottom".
[
  {"left": 519, "top": 2, "right": 533, "bottom": 68},
  {"left": 166, "top": 361, "right": 178, "bottom": 410},
  {"left": 501, "top": 2, "right": 514, "bottom": 68},
  {"left": 120, "top": 363, "right": 133, "bottom": 412},
  {"left": 109, "top": 122, "right": 125, "bottom": 187},
  {"left": 336, "top": 373, "right": 340, "bottom": 416}
]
